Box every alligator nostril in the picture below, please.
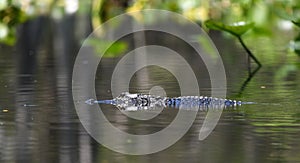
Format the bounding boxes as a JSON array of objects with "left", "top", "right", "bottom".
[{"left": 141, "top": 98, "right": 149, "bottom": 106}]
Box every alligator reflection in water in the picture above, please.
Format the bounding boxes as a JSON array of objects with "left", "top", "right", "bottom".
[{"left": 85, "top": 92, "right": 251, "bottom": 111}]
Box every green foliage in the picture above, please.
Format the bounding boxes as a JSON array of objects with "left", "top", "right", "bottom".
[
  {"left": 205, "top": 19, "right": 262, "bottom": 67},
  {"left": 205, "top": 20, "right": 255, "bottom": 37},
  {"left": 85, "top": 38, "right": 128, "bottom": 58},
  {"left": 0, "top": 5, "right": 27, "bottom": 45},
  {"left": 0, "top": 0, "right": 298, "bottom": 59},
  {"left": 292, "top": 20, "right": 300, "bottom": 27},
  {"left": 293, "top": 33, "right": 300, "bottom": 56},
  {"left": 0, "top": 25, "right": 16, "bottom": 46},
  {"left": 273, "top": 2, "right": 300, "bottom": 28},
  {"left": 0, "top": 5, "right": 27, "bottom": 27}
]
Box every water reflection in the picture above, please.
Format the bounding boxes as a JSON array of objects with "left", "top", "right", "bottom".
[
  {"left": 14, "top": 16, "right": 43, "bottom": 162},
  {"left": 0, "top": 12, "right": 93, "bottom": 162}
]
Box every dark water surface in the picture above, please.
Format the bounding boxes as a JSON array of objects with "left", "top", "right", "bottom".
[{"left": 0, "top": 17, "right": 300, "bottom": 163}]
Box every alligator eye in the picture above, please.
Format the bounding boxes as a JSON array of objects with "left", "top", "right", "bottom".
[{"left": 141, "top": 98, "right": 149, "bottom": 106}]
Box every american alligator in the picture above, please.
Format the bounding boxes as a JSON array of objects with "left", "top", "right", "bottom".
[{"left": 85, "top": 92, "right": 251, "bottom": 110}]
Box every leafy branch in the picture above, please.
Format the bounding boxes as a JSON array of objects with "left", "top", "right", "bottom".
[{"left": 205, "top": 20, "right": 262, "bottom": 74}]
